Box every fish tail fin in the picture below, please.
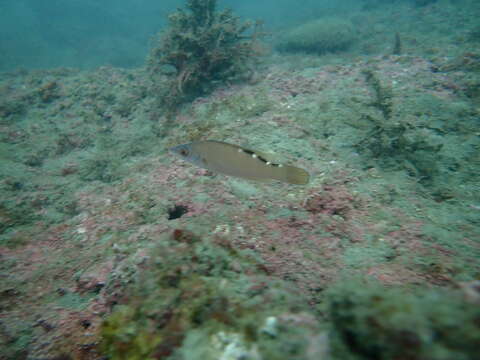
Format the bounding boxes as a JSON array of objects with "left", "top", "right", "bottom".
[{"left": 283, "top": 165, "right": 310, "bottom": 185}]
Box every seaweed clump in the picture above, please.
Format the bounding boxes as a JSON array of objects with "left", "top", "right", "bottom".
[
  {"left": 355, "top": 69, "right": 443, "bottom": 185},
  {"left": 276, "top": 18, "right": 355, "bottom": 55},
  {"left": 148, "top": 0, "right": 263, "bottom": 110},
  {"left": 327, "top": 279, "right": 480, "bottom": 360},
  {"left": 101, "top": 229, "right": 323, "bottom": 360}
]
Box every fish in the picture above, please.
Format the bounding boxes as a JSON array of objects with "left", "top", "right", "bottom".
[{"left": 170, "top": 140, "right": 310, "bottom": 185}]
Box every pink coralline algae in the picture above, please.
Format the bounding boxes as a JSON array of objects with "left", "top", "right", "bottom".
[{"left": 303, "top": 185, "right": 355, "bottom": 219}]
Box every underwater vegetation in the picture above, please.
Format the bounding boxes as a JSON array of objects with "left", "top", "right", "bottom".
[
  {"left": 148, "top": 0, "right": 264, "bottom": 111},
  {"left": 276, "top": 18, "right": 355, "bottom": 55},
  {"left": 101, "top": 229, "right": 324, "bottom": 360},
  {"left": 354, "top": 68, "right": 446, "bottom": 187},
  {"left": 1, "top": 1, "right": 480, "bottom": 359},
  {"left": 1, "top": 51, "right": 479, "bottom": 359},
  {"left": 101, "top": 233, "right": 480, "bottom": 360},
  {"left": 328, "top": 279, "right": 480, "bottom": 360}
]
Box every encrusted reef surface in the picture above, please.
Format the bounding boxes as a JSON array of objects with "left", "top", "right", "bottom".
[{"left": 1, "top": 4, "right": 480, "bottom": 360}]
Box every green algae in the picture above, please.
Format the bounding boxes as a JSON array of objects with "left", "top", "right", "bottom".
[
  {"left": 277, "top": 18, "right": 356, "bottom": 55},
  {"left": 362, "top": 69, "right": 393, "bottom": 121},
  {"left": 353, "top": 68, "right": 476, "bottom": 191},
  {"left": 55, "top": 291, "right": 95, "bottom": 310},
  {"left": 102, "top": 241, "right": 480, "bottom": 360},
  {"left": 0, "top": 321, "right": 32, "bottom": 360},
  {"left": 101, "top": 231, "right": 323, "bottom": 360},
  {"left": 342, "top": 241, "right": 396, "bottom": 270},
  {"left": 327, "top": 278, "right": 480, "bottom": 360},
  {"left": 147, "top": 0, "right": 263, "bottom": 110},
  {"left": 197, "top": 88, "right": 274, "bottom": 124},
  {"left": 102, "top": 305, "right": 164, "bottom": 360},
  {"left": 0, "top": 228, "right": 31, "bottom": 249},
  {"left": 1, "top": 4, "right": 480, "bottom": 359}
]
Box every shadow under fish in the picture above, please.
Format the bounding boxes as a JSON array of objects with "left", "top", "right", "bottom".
[{"left": 170, "top": 140, "right": 310, "bottom": 185}]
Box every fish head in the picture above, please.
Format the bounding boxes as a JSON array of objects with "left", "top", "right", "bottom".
[{"left": 169, "top": 143, "right": 206, "bottom": 167}]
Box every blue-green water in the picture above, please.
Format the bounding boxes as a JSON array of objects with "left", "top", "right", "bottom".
[{"left": 3, "top": 0, "right": 477, "bottom": 70}]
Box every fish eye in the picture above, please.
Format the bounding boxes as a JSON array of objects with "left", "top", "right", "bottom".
[{"left": 180, "top": 149, "right": 189, "bottom": 157}]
